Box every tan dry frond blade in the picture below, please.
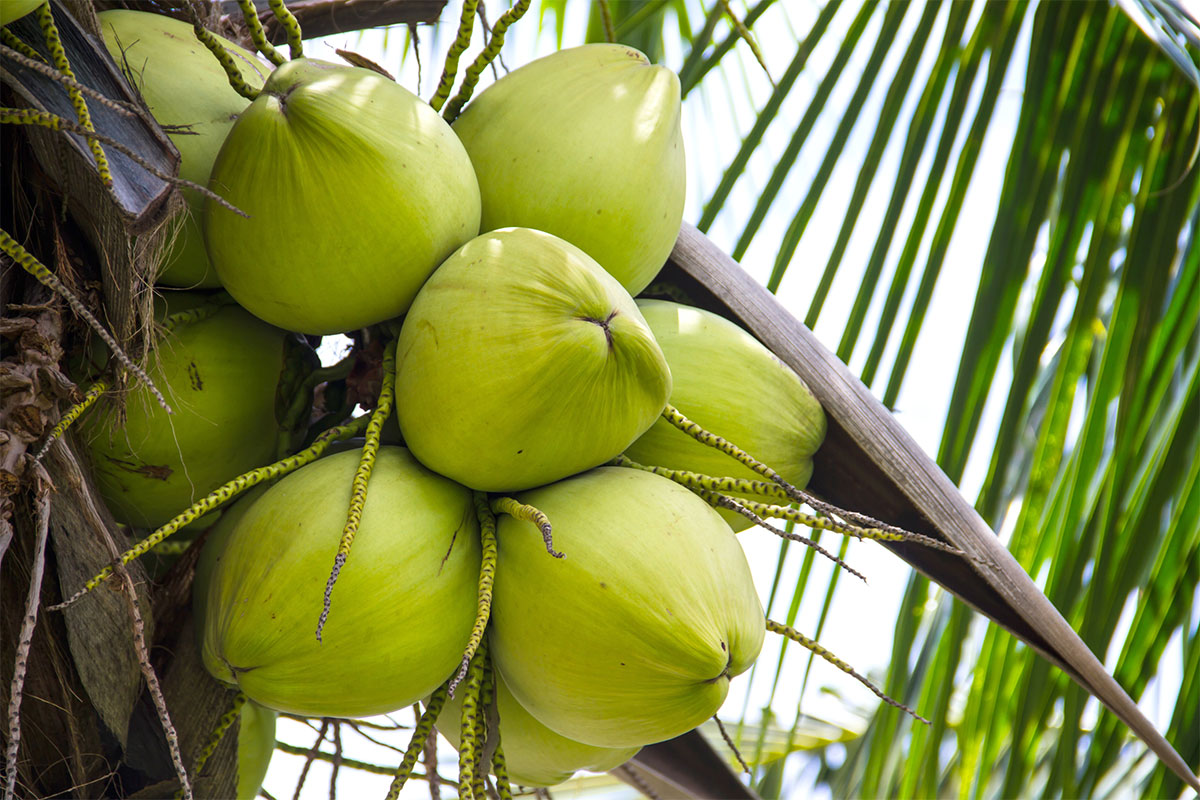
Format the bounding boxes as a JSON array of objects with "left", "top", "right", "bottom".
[{"left": 664, "top": 222, "right": 1200, "bottom": 794}]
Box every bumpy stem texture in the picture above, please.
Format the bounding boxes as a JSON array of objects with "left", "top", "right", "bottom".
[
  {"left": 472, "top": 658, "right": 494, "bottom": 799},
  {"left": 233, "top": 0, "right": 285, "bottom": 65},
  {"left": 450, "top": 493, "right": 499, "bottom": 696},
  {"left": 491, "top": 740, "right": 513, "bottom": 800},
  {"left": 430, "top": 0, "right": 479, "bottom": 111},
  {"left": 34, "top": 378, "right": 108, "bottom": 461},
  {"left": 50, "top": 415, "right": 369, "bottom": 610},
  {"left": 457, "top": 639, "right": 489, "bottom": 800},
  {"left": 712, "top": 715, "right": 750, "bottom": 774},
  {"left": 317, "top": 338, "right": 397, "bottom": 641},
  {"left": 267, "top": 0, "right": 303, "bottom": 59},
  {"left": 188, "top": 21, "right": 258, "bottom": 99},
  {"left": 37, "top": 3, "right": 110, "bottom": 185},
  {"left": 117, "top": 563, "right": 192, "bottom": 798},
  {"left": 766, "top": 618, "right": 928, "bottom": 723},
  {"left": 490, "top": 496, "right": 563, "bottom": 558},
  {"left": 1, "top": 27, "right": 46, "bottom": 62},
  {"left": 384, "top": 682, "right": 448, "bottom": 800},
  {"left": 442, "top": 0, "right": 531, "bottom": 122},
  {"left": 4, "top": 486, "right": 50, "bottom": 800}
]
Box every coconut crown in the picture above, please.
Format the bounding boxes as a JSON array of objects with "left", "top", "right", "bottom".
[
  {"left": 98, "top": 10, "right": 271, "bottom": 288},
  {"left": 200, "top": 447, "right": 481, "bottom": 718},
  {"left": 452, "top": 44, "right": 685, "bottom": 295},
  {"left": 626, "top": 299, "right": 827, "bottom": 530},
  {"left": 205, "top": 58, "right": 481, "bottom": 335},
  {"left": 395, "top": 227, "right": 672, "bottom": 492},
  {"left": 489, "top": 466, "right": 765, "bottom": 748}
]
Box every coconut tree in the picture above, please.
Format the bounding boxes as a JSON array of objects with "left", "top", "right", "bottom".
[{"left": 1, "top": 1, "right": 1197, "bottom": 799}]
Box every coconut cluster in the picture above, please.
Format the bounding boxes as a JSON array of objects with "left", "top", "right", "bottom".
[{"left": 80, "top": 14, "right": 826, "bottom": 791}]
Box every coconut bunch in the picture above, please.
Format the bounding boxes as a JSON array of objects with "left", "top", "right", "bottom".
[{"left": 59, "top": 10, "right": 837, "bottom": 794}]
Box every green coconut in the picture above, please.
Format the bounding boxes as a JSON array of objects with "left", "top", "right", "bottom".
[
  {"left": 452, "top": 44, "right": 684, "bottom": 295},
  {"left": 394, "top": 228, "right": 672, "bottom": 492},
  {"left": 235, "top": 700, "right": 276, "bottom": 800},
  {"left": 98, "top": 10, "right": 270, "bottom": 288},
  {"left": 490, "top": 466, "right": 765, "bottom": 748},
  {"left": 625, "top": 300, "right": 826, "bottom": 531},
  {"left": 204, "top": 58, "right": 481, "bottom": 334},
  {"left": 188, "top": 487, "right": 275, "bottom": 797},
  {"left": 200, "top": 447, "right": 481, "bottom": 718},
  {"left": 437, "top": 667, "right": 639, "bottom": 787},
  {"left": 1, "top": 0, "right": 43, "bottom": 26},
  {"left": 78, "top": 294, "right": 288, "bottom": 529}
]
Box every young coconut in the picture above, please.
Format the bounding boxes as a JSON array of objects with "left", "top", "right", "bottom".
[
  {"left": 200, "top": 447, "right": 481, "bottom": 718},
  {"left": 625, "top": 299, "right": 827, "bottom": 530},
  {"left": 451, "top": 44, "right": 684, "bottom": 295},
  {"left": 204, "top": 58, "right": 481, "bottom": 334},
  {"left": 235, "top": 700, "right": 277, "bottom": 800},
  {"left": 394, "top": 227, "right": 672, "bottom": 492},
  {"left": 98, "top": 10, "right": 271, "bottom": 288},
  {"left": 436, "top": 668, "right": 640, "bottom": 788},
  {"left": 489, "top": 466, "right": 765, "bottom": 748},
  {"left": 1, "top": 0, "right": 43, "bottom": 26},
  {"left": 77, "top": 294, "right": 290, "bottom": 529}
]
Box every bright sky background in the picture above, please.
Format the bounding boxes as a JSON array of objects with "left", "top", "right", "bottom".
[{"left": 251, "top": 2, "right": 1183, "bottom": 798}]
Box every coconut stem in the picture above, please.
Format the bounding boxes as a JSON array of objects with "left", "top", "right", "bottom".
[
  {"left": 765, "top": 619, "right": 929, "bottom": 724},
  {"left": 177, "top": 692, "right": 246, "bottom": 799},
  {"left": 0, "top": 228, "right": 170, "bottom": 413},
  {"left": 610, "top": 455, "right": 964, "bottom": 556},
  {"left": 0, "top": 27, "right": 44, "bottom": 63},
  {"left": 49, "top": 414, "right": 369, "bottom": 611},
  {"left": 430, "top": 0, "right": 479, "bottom": 112},
  {"left": 450, "top": 493, "right": 499, "bottom": 696},
  {"left": 34, "top": 378, "right": 108, "bottom": 462},
  {"left": 265, "top": 0, "right": 304, "bottom": 60},
  {"left": 4, "top": 481, "right": 49, "bottom": 800},
  {"left": 232, "top": 0, "right": 285, "bottom": 66},
  {"left": 472, "top": 657, "right": 495, "bottom": 799},
  {"left": 659, "top": 404, "right": 910, "bottom": 536},
  {"left": 489, "top": 496, "right": 563, "bottom": 558},
  {"left": 36, "top": 3, "right": 111, "bottom": 187},
  {"left": 738, "top": 498, "right": 964, "bottom": 555},
  {"left": 187, "top": 19, "right": 258, "bottom": 100},
  {"left": 491, "top": 740, "right": 513, "bottom": 800},
  {"left": 384, "top": 683, "right": 449, "bottom": 800},
  {"left": 701, "top": 489, "right": 868, "bottom": 583},
  {"left": 712, "top": 715, "right": 750, "bottom": 774},
  {"left": 0, "top": 108, "right": 249, "bottom": 217},
  {"left": 611, "top": 455, "right": 867, "bottom": 579},
  {"left": 610, "top": 453, "right": 786, "bottom": 501},
  {"left": 316, "top": 338, "right": 398, "bottom": 642},
  {"left": 457, "top": 638, "right": 489, "bottom": 800},
  {"left": 441, "top": 0, "right": 531, "bottom": 123}
]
